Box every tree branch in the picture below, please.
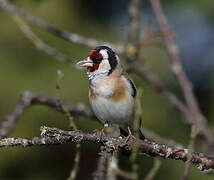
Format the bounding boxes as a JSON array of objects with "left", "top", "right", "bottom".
[
  {"left": 149, "top": 0, "right": 213, "bottom": 143},
  {"left": 93, "top": 155, "right": 108, "bottom": 180},
  {"left": 0, "top": 91, "right": 93, "bottom": 139},
  {"left": 126, "top": 0, "right": 142, "bottom": 61},
  {"left": 0, "top": 126, "right": 214, "bottom": 171},
  {"left": 0, "top": 0, "right": 124, "bottom": 53},
  {"left": 130, "top": 60, "right": 190, "bottom": 119},
  {"left": 149, "top": 0, "right": 214, "bottom": 177},
  {"left": 149, "top": 0, "right": 199, "bottom": 114},
  {"left": 13, "top": 16, "right": 74, "bottom": 64},
  {"left": 144, "top": 158, "right": 161, "bottom": 180}
]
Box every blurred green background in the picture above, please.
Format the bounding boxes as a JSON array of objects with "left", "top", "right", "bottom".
[{"left": 0, "top": 0, "right": 214, "bottom": 179}]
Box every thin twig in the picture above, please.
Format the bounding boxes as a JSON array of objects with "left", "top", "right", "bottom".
[
  {"left": 0, "top": 0, "right": 124, "bottom": 53},
  {"left": 93, "top": 155, "right": 108, "bottom": 180},
  {"left": 12, "top": 16, "right": 74, "bottom": 64},
  {"left": 144, "top": 158, "right": 161, "bottom": 180},
  {"left": 107, "top": 152, "right": 118, "bottom": 180},
  {"left": 126, "top": 0, "right": 142, "bottom": 61},
  {"left": 127, "top": 1, "right": 142, "bottom": 178},
  {"left": 149, "top": 0, "right": 199, "bottom": 114},
  {"left": 181, "top": 126, "right": 197, "bottom": 180},
  {"left": 1, "top": 126, "right": 214, "bottom": 171},
  {"left": 0, "top": 91, "right": 93, "bottom": 139},
  {"left": 149, "top": 0, "right": 213, "bottom": 143},
  {"left": 68, "top": 144, "right": 81, "bottom": 180},
  {"left": 131, "top": 89, "right": 143, "bottom": 180},
  {"left": 142, "top": 128, "right": 184, "bottom": 149},
  {"left": 55, "top": 70, "right": 81, "bottom": 180},
  {"left": 149, "top": 0, "right": 213, "bottom": 177},
  {"left": 116, "top": 169, "right": 133, "bottom": 179},
  {"left": 130, "top": 60, "right": 190, "bottom": 119}
]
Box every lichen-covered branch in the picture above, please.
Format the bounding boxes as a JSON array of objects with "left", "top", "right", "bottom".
[{"left": 0, "top": 126, "right": 214, "bottom": 171}]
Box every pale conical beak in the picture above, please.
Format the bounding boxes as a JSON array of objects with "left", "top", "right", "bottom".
[{"left": 76, "top": 57, "right": 93, "bottom": 67}]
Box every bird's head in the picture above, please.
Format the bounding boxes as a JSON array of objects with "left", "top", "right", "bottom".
[{"left": 77, "top": 46, "right": 119, "bottom": 79}]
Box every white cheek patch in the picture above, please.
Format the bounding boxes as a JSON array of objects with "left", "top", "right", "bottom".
[
  {"left": 116, "top": 55, "right": 120, "bottom": 63},
  {"left": 99, "top": 49, "right": 109, "bottom": 60},
  {"left": 97, "top": 60, "right": 111, "bottom": 73},
  {"left": 87, "top": 60, "right": 111, "bottom": 81}
]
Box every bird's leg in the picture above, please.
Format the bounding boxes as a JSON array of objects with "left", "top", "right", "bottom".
[
  {"left": 99, "top": 123, "right": 109, "bottom": 138},
  {"left": 126, "top": 126, "right": 136, "bottom": 143}
]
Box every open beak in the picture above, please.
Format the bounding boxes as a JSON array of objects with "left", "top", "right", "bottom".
[{"left": 76, "top": 57, "right": 93, "bottom": 67}]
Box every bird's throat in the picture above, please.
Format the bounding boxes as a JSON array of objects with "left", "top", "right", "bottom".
[{"left": 87, "top": 63, "right": 99, "bottom": 72}]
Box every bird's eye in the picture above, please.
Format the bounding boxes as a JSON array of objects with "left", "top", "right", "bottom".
[
  {"left": 93, "top": 58, "right": 102, "bottom": 64},
  {"left": 89, "top": 50, "right": 103, "bottom": 63}
]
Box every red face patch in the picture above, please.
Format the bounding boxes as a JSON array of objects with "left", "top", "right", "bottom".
[
  {"left": 87, "top": 50, "right": 103, "bottom": 72},
  {"left": 89, "top": 50, "right": 103, "bottom": 60}
]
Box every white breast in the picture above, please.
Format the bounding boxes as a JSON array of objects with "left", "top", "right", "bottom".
[{"left": 89, "top": 93, "right": 134, "bottom": 127}]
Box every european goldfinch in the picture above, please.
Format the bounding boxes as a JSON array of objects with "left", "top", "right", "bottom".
[{"left": 77, "top": 46, "right": 144, "bottom": 139}]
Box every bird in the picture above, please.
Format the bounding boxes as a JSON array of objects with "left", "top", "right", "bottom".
[{"left": 77, "top": 46, "right": 144, "bottom": 139}]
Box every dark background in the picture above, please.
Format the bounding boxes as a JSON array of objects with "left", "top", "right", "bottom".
[{"left": 0, "top": 0, "right": 214, "bottom": 179}]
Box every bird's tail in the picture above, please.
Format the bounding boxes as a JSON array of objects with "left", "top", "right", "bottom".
[
  {"left": 138, "top": 128, "right": 145, "bottom": 140},
  {"left": 120, "top": 127, "right": 145, "bottom": 140}
]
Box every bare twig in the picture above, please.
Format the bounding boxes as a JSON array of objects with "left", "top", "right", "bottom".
[
  {"left": 68, "top": 144, "right": 81, "bottom": 180},
  {"left": 0, "top": 91, "right": 93, "bottom": 139},
  {"left": 1, "top": 126, "right": 214, "bottom": 171},
  {"left": 126, "top": 0, "right": 142, "bottom": 61},
  {"left": 93, "top": 155, "right": 108, "bottom": 180},
  {"left": 149, "top": 0, "right": 214, "bottom": 177},
  {"left": 130, "top": 60, "right": 190, "bottom": 119},
  {"left": 107, "top": 153, "right": 118, "bottom": 180},
  {"left": 142, "top": 128, "right": 184, "bottom": 149},
  {"left": 13, "top": 16, "right": 74, "bottom": 64},
  {"left": 149, "top": 0, "right": 199, "bottom": 114},
  {"left": 144, "top": 158, "right": 161, "bottom": 180},
  {"left": 55, "top": 70, "right": 81, "bottom": 180},
  {"left": 149, "top": 0, "right": 213, "bottom": 143},
  {"left": 0, "top": 0, "right": 124, "bottom": 55},
  {"left": 130, "top": 89, "right": 143, "bottom": 180},
  {"left": 0, "top": 0, "right": 124, "bottom": 53},
  {"left": 116, "top": 169, "right": 133, "bottom": 179},
  {"left": 126, "top": 2, "right": 143, "bottom": 178}
]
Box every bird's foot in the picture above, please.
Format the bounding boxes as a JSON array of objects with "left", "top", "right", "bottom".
[
  {"left": 125, "top": 126, "right": 136, "bottom": 143},
  {"left": 99, "top": 123, "right": 109, "bottom": 139}
]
